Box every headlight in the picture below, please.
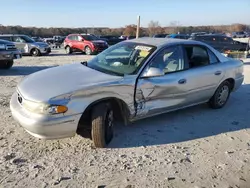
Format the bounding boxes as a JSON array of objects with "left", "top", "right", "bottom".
[
  {"left": 0, "top": 44, "right": 6, "bottom": 50},
  {"left": 23, "top": 100, "right": 68, "bottom": 114}
]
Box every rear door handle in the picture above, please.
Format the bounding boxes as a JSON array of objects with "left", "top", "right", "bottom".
[
  {"left": 178, "top": 79, "right": 187, "bottom": 84},
  {"left": 214, "top": 71, "right": 222, "bottom": 75}
]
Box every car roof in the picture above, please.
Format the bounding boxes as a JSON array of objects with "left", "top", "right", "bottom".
[{"left": 126, "top": 37, "right": 205, "bottom": 48}]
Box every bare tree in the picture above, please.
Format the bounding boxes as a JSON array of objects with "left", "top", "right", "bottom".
[
  {"left": 169, "top": 21, "right": 180, "bottom": 33},
  {"left": 148, "top": 21, "right": 163, "bottom": 37}
]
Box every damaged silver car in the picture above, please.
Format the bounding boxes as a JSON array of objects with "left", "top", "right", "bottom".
[{"left": 10, "top": 38, "right": 244, "bottom": 148}]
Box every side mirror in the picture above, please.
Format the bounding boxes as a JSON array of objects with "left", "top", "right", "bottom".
[{"left": 141, "top": 67, "right": 164, "bottom": 78}]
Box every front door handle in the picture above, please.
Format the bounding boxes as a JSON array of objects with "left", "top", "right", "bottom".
[
  {"left": 215, "top": 71, "right": 222, "bottom": 75},
  {"left": 178, "top": 79, "right": 187, "bottom": 84}
]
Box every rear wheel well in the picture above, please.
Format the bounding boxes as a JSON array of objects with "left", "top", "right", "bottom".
[
  {"left": 76, "top": 98, "right": 129, "bottom": 139},
  {"left": 225, "top": 78, "right": 235, "bottom": 91}
]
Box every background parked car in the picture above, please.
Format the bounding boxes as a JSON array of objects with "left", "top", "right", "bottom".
[
  {"left": 98, "top": 35, "right": 125, "bottom": 45},
  {"left": 0, "top": 39, "right": 22, "bottom": 69},
  {"left": 152, "top": 34, "right": 169, "bottom": 38},
  {"left": 166, "top": 34, "right": 190, "bottom": 39},
  {"left": 0, "top": 34, "right": 51, "bottom": 56},
  {"left": 189, "top": 34, "right": 248, "bottom": 52},
  {"left": 64, "top": 33, "right": 109, "bottom": 55},
  {"left": 232, "top": 31, "right": 247, "bottom": 38},
  {"left": 190, "top": 32, "right": 207, "bottom": 37}
]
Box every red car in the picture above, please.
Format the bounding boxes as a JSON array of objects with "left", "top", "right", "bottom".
[{"left": 64, "top": 34, "right": 109, "bottom": 55}]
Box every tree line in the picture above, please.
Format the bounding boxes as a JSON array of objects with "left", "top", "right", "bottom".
[{"left": 0, "top": 23, "right": 248, "bottom": 38}]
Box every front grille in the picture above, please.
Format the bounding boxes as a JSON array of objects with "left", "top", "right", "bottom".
[{"left": 6, "top": 44, "right": 17, "bottom": 51}]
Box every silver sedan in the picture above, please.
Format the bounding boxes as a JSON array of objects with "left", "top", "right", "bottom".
[{"left": 10, "top": 38, "right": 244, "bottom": 148}]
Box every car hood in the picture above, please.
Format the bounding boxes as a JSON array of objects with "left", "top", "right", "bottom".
[
  {"left": 17, "top": 63, "right": 122, "bottom": 102},
  {"left": 0, "top": 39, "right": 14, "bottom": 45}
]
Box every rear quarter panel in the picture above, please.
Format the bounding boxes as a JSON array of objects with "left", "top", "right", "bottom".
[{"left": 219, "top": 58, "right": 244, "bottom": 91}]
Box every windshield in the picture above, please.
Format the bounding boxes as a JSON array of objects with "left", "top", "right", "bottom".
[
  {"left": 81, "top": 35, "right": 99, "bottom": 41},
  {"left": 86, "top": 42, "right": 156, "bottom": 76}
]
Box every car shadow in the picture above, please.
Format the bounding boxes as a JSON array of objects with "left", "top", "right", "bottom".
[
  {"left": 0, "top": 65, "right": 57, "bottom": 76},
  {"left": 108, "top": 83, "right": 250, "bottom": 148}
]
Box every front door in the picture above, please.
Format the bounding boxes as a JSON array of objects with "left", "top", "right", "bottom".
[
  {"left": 12, "top": 36, "right": 27, "bottom": 54},
  {"left": 135, "top": 45, "right": 191, "bottom": 118}
]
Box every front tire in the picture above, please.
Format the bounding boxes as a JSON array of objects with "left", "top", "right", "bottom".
[
  {"left": 91, "top": 103, "right": 114, "bottom": 148},
  {"left": 208, "top": 81, "right": 231, "bottom": 109},
  {"left": 0, "top": 60, "right": 14, "bottom": 69},
  {"left": 30, "top": 48, "right": 41, "bottom": 57}
]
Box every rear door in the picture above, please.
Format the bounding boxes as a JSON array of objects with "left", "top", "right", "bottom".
[
  {"left": 76, "top": 35, "right": 85, "bottom": 51},
  {"left": 181, "top": 44, "right": 224, "bottom": 104},
  {"left": 12, "top": 36, "right": 27, "bottom": 53}
]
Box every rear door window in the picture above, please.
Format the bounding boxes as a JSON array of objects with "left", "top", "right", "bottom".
[
  {"left": 207, "top": 49, "right": 220, "bottom": 64},
  {"left": 13, "top": 36, "right": 26, "bottom": 43},
  {"left": 183, "top": 45, "right": 210, "bottom": 68}
]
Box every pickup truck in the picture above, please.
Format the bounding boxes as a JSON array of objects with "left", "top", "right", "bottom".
[{"left": 0, "top": 39, "right": 22, "bottom": 69}]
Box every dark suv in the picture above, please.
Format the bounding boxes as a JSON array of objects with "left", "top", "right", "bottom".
[
  {"left": 190, "top": 34, "right": 248, "bottom": 52},
  {"left": 64, "top": 34, "right": 108, "bottom": 55},
  {"left": 0, "top": 39, "right": 22, "bottom": 69}
]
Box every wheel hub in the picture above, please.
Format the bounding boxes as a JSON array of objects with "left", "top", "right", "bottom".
[{"left": 218, "top": 85, "right": 229, "bottom": 105}]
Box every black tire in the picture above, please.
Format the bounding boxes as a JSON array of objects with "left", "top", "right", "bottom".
[
  {"left": 91, "top": 103, "right": 114, "bottom": 148},
  {"left": 30, "top": 48, "right": 41, "bottom": 57},
  {"left": 65, "top": 46, "right": 72, "bottom": 54},
  {"left": 85, "top": 46, "right": 92, "bottom": 55},
  {"left": 208, "top": 81, "right": 231, "bottom": 109},
  {"left": 0, "top": 60, "right": 14, "bottom": 69}
]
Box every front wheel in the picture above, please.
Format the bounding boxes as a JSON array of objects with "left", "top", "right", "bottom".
[
  {"left": 208, "top": 81, "right": 231, "bottom": 109},
  {"left": 91, "top": 103, "right": 114, "bottom": 148},
  {"left": 30, "top": 48, "right": 41, "bottom": 57},
  {"left": 65, "top": 46, "right": 72, "bottom": 54}
]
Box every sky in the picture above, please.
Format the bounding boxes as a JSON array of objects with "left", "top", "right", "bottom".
[{"left": 0, "top": 0, "right": 249, "bottom": 28}]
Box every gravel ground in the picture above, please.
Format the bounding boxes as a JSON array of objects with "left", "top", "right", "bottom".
[{"left": 0, "top": 49, "right": 250, "bottom": 188}]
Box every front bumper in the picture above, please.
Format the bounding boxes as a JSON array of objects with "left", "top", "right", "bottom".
[
  {"left": 0, "top": 50, "right": 22, "bottom": 60},
  {"left": 10, "top": 92, "right": 82, "bottom": 139},
  {"left": 39, "top": 47, "right": 51, "bottom": 54}
]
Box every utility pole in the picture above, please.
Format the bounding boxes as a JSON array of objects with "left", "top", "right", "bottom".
[{"left": 136, "top": 15, "right": 140, "bottom": 39}]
